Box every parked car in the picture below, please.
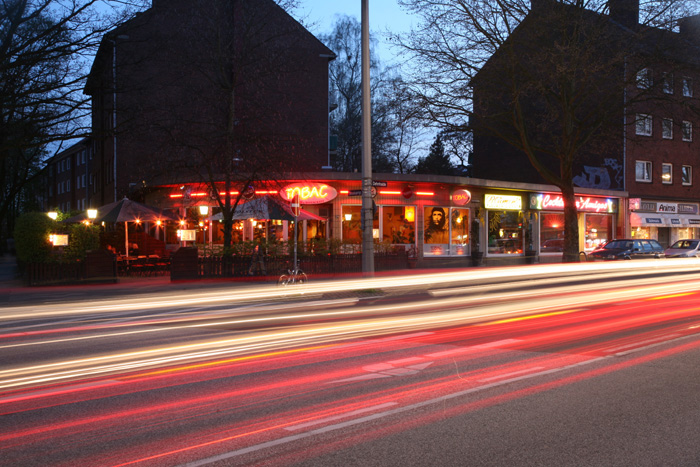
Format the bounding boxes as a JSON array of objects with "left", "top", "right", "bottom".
[
  {"left": 588, "top": 239, "right": 664, "bottom": 260},
  {"left": 664, "top": 239, "right": 700, "bottom": 258}
]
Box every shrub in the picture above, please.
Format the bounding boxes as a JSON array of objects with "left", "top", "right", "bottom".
[
  {"left": 14, "top": 212, "right": 57, "bottom": 263},
  {"left": 64, "top": 224, "right": 101, "bottom": 261}
]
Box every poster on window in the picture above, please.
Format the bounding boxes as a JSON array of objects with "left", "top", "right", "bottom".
[{"left": 424, "top": 207, "right": 449, "bottom": 244}]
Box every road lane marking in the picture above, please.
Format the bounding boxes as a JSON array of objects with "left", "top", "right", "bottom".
[
  {"left": 284, "top": 402, "right": 399, "bottom": 431},
  {"left": 180, "top": 355, "right": 610, "bottom": 467}
]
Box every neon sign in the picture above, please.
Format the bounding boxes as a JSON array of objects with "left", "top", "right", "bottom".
[
  {"left": 452, "top": 189, "right": 472, "bottom": 206},
  {"left": 485, "top": 194, "right": 522, "bottom": 210},
  {"left": 280, "top": 183, "right": 338, "bottom": 204},
  {"left": 529, "top": 193, "right": 616, "bottom": 213}
]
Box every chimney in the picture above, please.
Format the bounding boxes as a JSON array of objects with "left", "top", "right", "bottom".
[
  {"left": 608, "top": 0, "right": 639, "bottom": 29},
  {"left": 680, "top": 14, "right": 700, "bottom": 45}
]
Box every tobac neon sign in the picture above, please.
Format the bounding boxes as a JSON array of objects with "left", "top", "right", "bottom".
[{"left": 280, "top": 183, "right": 338, "bottom": 204}]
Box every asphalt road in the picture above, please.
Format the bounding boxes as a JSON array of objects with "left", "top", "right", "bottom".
[{"left": 2, "top": 261, "right": 700, "bottom": 466}]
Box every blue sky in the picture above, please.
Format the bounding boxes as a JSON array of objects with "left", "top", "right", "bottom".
[{"left": 297, "top": 0, "right": 415, "bottom": 63}]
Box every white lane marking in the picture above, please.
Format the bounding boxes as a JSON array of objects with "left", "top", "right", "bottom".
[
  {"left": 426, "top": 338, "right": 521, "bottom": 358},
  {"left": 284, "top": 402, "right": 399, "bottom": 431},
  {"left": 329, "top": 362, "right": 433, "bottom": 384},
  {"left": 604, "top": 334, "right": 681, "bottom": 353},
  {"left": 180, "top": 355, "right": 609, "bottom": 467},
  {"left": 478, "top": 367, "right": 546, "bottom": 382}
]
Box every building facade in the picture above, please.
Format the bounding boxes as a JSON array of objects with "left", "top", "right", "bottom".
[{"left": 471, "top": 0, "right": 700, "bottom": 248}]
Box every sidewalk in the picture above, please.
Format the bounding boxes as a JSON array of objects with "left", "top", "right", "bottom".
[{"left": 0, "top": 254, "right": 270, "bottom": 307}]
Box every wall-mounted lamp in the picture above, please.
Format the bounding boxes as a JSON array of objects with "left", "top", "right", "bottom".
[
  {"left": 47, "top": 211, "right": 58, "bottom": 220},
  {"left": 405, "top": 207, "right": 415, "bottom": 223},
  {"left": 199, "top": 205, "right": 209, "bottom": 216},
  {"left": 87, "top": 209, "right": 97, "bottom": 219},
  {"left": 344, "top": 213, "right": 352, "bottom": 221}
]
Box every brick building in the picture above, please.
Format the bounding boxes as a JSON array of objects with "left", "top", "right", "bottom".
[
  {"left": 74, "top": 0, "right": 335, "bottom": 209},
  {"left": 471, "top": 0, "right": 700, "bottom": 248}
]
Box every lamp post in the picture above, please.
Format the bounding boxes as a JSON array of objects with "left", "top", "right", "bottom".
[
  {"left": 109, "top": 34, "right": 129, "bottom": 202},
  {"left": 361, "top": 0, "right": 374, "bottom": 276}
]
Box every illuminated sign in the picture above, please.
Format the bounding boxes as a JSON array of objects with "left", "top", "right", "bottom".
[
  {"left": 485, "top": 194, "right": 522, "bottom": 210},
  {"left": 529, "top": 193, "right": 616, "bottom": 213},
  {"left": 280, "top": 183, "right": 338, "bottom": 204},
  {"left": 452, "top": 189, "right": 472, "bottom": 206},
  {"left": 49, "top": 234, "right": 68, "bottom": 246}
]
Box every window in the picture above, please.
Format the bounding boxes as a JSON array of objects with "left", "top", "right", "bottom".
[
  {"left": 487, "top": 211, "right": 523, "bottom": 255},
  {"left": 381, "top": 205, "right": 415, "bottom": 245},
  {"left": 636, "top": 114, "right": 652, "bottom": 136},
  {"left": 662, "top": 163, "right": 672, "bottom": 184},
  {"left": 540, "top": 213, "right": 565, "bottom": 254},
  {"left": 637, "top": 68, "right": 652, "bottom": 89},
  {"left": 66, "top": 158, "right": 70, "bottom": 170},
  {"left": 682, "top": 77, "right": 693, "bottom": 97},
  {"left": 635, "top": 161, "right": 652, "bottom": 182},
  {"left": 662, "top": 73, "right": 673, "bottom": 94},
  {"left": 682, "top": 121, "right": 693, "bottom": 141},
  {"left": 682, "top": 165, "right": 692, "bottom": 185},
  {"left": 66, "top": 179, "right": 71, "bottom": 191},
  {"left": 662, "top": 118, "right": 673, "bottom": 139}
]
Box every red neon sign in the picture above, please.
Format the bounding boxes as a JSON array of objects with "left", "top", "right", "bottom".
[{"left": 280, "top": 183, "right": 338, "bottom": 204}]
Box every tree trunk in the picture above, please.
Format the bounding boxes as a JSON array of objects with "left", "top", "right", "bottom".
[{"left": 561, "top": 185, "right": 580, "bottom": 263}]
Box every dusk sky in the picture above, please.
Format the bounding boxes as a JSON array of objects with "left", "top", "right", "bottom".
[{"left": 298, "top": 0, "right": 415, "bottom": 63}]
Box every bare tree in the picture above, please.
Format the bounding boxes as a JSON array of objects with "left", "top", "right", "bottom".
[
  {"left": 109, "top": 0, "right": 331, "bottom": 251},
  {"left": 395, "top": 0, "right": 699, "bottom": 261},
  {"left": 0, "top": 0, "right": 142, "bottom": 251}
]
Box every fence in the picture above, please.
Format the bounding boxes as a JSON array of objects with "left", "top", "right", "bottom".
[
  {"left": 22, "top": 250, "right": 117, "bottom": 286},
  {"left": 193, "top": 250, "right": 409, "bottom": 279}
]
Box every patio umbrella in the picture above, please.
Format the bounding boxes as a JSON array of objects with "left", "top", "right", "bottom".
[
  {"left": 65, "top": 198, "right": 178, "bottom": 255},
  {"left": 211, "top": 195, "right": 324, "bottom": 222}
]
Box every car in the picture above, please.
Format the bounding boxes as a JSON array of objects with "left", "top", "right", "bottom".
[
  {"left": 664, "top": 239, "right": 700, "bottom": 258},
  {"left": 588, "top": 238, "right": 665, "bottom": 260}
]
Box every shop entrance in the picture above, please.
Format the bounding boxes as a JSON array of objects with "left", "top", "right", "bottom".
[{"left": 657, "top": 227, "right": 670, "bottom": 248}]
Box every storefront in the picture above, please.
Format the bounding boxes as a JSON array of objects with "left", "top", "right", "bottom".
[
  {"left": 629, "top": 199, "right": 700, "bottom": 247},
  {"left": 147, "top": 174, "right": 626, "bottom": 266},
  {"left": 528, "top": 192, "right": 619, "bottom": 256}
]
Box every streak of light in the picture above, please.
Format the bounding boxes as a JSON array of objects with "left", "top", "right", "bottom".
[
  {"left": 3, "top": 259, "right": 700, "bottom": 320},
  {"left": 3, "top": 281, "right": 700, "bottom": 391}
]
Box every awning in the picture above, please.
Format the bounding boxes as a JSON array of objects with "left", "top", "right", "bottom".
[{"left": 630, "top": 213, "right": 700, "bottom": 227}]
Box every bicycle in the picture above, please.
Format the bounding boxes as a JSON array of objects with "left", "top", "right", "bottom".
[{"left": 277, "top": 263, "right": 308, "bottom": 286}]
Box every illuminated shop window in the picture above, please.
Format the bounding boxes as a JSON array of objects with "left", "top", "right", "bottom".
[
  {"left": 423, "top": 206, "right": 470, "bottom": 256},
  {"left": 342, "top": 204, "right": 378, "bottom": 243},
  {"left": 584, "top": 213, "right": 613, "bottom": 251},
  {"left": 540, "top": 213, "right": 565, "bottom": 253},
  {"left": 382, "top": 205, "right": 415, "bottom": 244},
  {"left": 487, "top": 211, "right": 523, "bottom": 255}
]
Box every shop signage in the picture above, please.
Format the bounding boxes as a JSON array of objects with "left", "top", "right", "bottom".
[
  {"left": 485, "top": 194, "right": 522, "bottom": 210},
  {"left": 280, "top": 183, "right": 338, "bottom": 204},
  {"left": 452, "top": 189, "right": 472, "bottom": 206},
  {"left": 402, "top": 186, "right": 413, "bottom": 199},
  {"left": 529, "top": 193, "right": 615, "bottom": 213},
  {"left": 629, "top": 198, "right": 641, "bottom": 210},
  {"left": 679, "top": 204, "right": 699, "bottom": 214},
  {"left": 658, "top": 203, "right": 677, "bottom": 213},
  {"left": 372, "top": 180, "right": 387, "bottom": 187},
  {"left": 637, "top": 201, "right": 698, "bottom": 215},
  {"left": 691, "top": 219, "right": 700, "bottom": 225},
  {"left": 348, "top": 189, "right": 362, "bottom": 196}
]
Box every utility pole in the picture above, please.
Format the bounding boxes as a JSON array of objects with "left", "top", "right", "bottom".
[{"left": 361, "top": 0, "right": 374, "bottom": 276}]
